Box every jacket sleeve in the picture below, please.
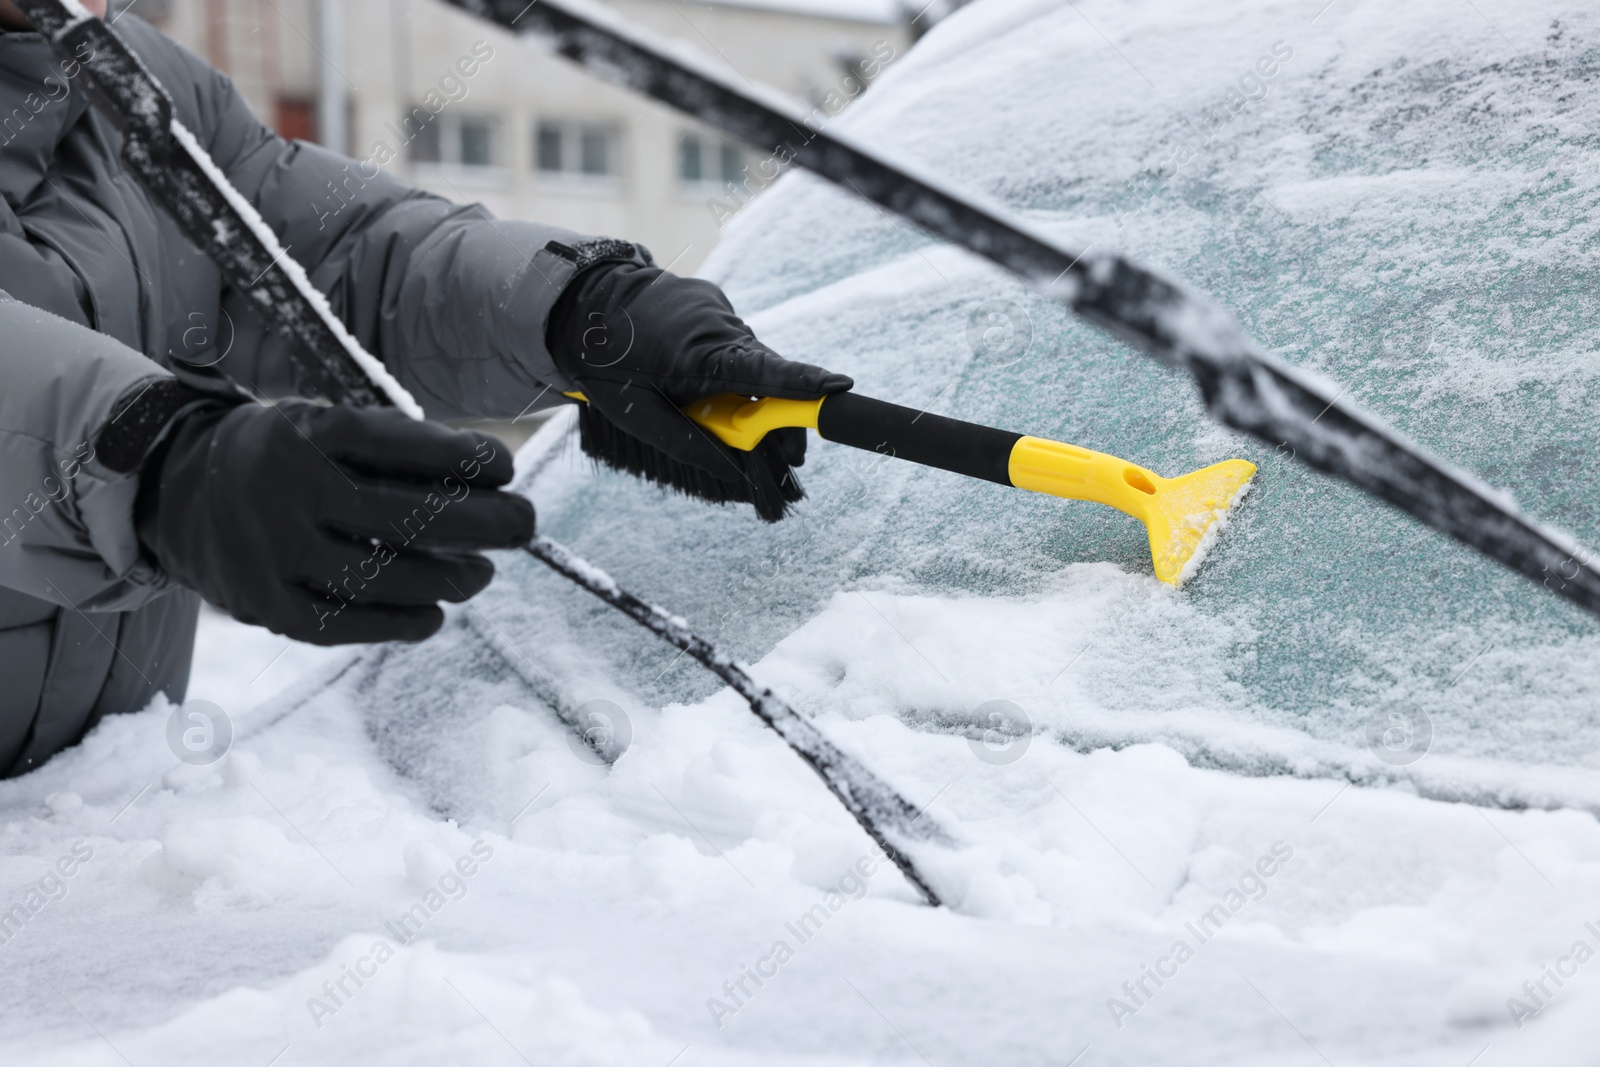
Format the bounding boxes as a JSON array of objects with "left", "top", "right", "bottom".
[
  {"left": 127, "top": 20, "right": 643, "bottom": 422},
  {"left": 0, "top": 292, "right": 186, "bottom": 612}
]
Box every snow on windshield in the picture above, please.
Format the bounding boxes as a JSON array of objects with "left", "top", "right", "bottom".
[{"left": 372, "top": 0, "right": 1600, "bottom": 811}]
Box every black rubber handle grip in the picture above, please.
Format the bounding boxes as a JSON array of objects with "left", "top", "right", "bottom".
[{"left": 815, "top": 392, "right": 1023, "bottom": 486}]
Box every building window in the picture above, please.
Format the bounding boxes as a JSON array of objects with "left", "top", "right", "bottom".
[
  {"left": 275, "top": 98, "right": 317, "bottom": 143},
  {"left": 460, "top": 118, "right": 496, "bottom": 167},
  {"left": 678, "top": 131, "right": 747, "bottom": 187},
  {"left": 537, "top": 124, "right": 563, "bottom": 172},
  {"left": 678, "top": 133, "right": 703, "bottom": 183},
  {"left": 719, "top": 143, "right": 744, "bottom": 183},
  {"left": 580, "top": 127, "right": 612, "bottom": 175},
  {"left": 406, "top": 112, "right": 502, "bottom": 170},
  {"left": 409, "top": 118, "right": 442, "bottom": 164},
  {"left": 536, "top": 120, "right": 622, "bottom": 181}
]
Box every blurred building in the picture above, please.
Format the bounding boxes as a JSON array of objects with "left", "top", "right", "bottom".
[{"left": 139, "top": 0, "right": 913, "bottom": 271}]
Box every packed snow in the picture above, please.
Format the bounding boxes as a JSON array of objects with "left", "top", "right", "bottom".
[{"left": 6, "top": 0, "right": 1600, "bottom": 1063}]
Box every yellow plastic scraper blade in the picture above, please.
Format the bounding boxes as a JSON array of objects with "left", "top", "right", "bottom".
[{"left": 1007, "top": 437, "right": 1255, "bottom": 586}]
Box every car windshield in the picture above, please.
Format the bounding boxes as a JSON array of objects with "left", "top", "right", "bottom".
[{"left": 365, "top": 1, "right": 1600, "bottom": 817}]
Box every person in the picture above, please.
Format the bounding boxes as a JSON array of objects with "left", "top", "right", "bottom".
[{"left": 0, "top": 1, "right": 851, "bottom": 775}]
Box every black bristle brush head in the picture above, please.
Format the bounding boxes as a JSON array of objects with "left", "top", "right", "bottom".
[{"left": 574, "top": 402, "right": 803, "bottom": 523}]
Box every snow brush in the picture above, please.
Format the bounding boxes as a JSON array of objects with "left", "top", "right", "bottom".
[
  {"left": 14, "top": 0, "right": 955, "bottom": 908},
  {"left": 570, "top": 391, "right": 1255, "bottom": 586}
]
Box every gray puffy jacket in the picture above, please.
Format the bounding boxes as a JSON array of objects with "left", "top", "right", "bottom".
[{"left": 0, "top": 17, "right": 621, "bottom": 776}]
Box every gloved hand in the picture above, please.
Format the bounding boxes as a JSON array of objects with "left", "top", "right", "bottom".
[
  {"left": 547, "top": 262, "right": 852, "bottom": 515},
  {"left": 137, "top": 399, "right": 535, "bottom": 645}
]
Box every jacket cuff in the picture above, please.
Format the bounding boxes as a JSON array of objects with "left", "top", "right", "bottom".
[
  {"left": 545, "top": 237, "right": 655, "bottom": 275},
  {"left": 537, "top": 239, "right": 656, "bottom": 391},
  {"left": 94, "top": 377, "right": 236, "bottom": 475},
  {"left": 512, "top": 238, "right": 654, "bottom": 395}
]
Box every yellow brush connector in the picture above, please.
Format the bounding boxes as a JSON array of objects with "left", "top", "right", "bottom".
[
  {"left": 682, "top": 394, "right": 825, "bottom": 451},
  {"left": 1006, "top": 438, "right": 1254, "bottom": 586}
]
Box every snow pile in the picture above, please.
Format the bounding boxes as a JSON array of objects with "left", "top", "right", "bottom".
[
  {"left": 7, "top": 0, "right": 1600, "bottom": 1063},
  {"left": 9, "top": 601, "right": 1600, "bottom": 1064}
]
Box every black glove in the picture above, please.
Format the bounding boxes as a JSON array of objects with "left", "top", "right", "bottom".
[
  {"left": 137, "top": 399, "right": 535, "bottom": 645},
  {"left": 547, "top": 262, "right": 853, "bottom": 520}
]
